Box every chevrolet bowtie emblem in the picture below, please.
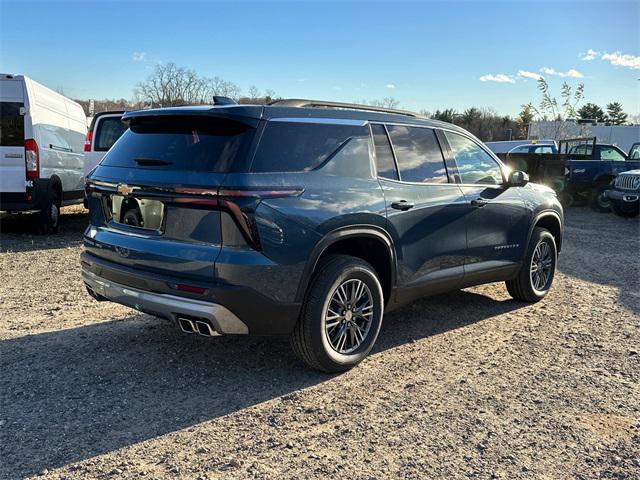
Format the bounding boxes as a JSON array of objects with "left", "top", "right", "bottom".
[{"left": 117, "top": 184, "right": 134, "bottom": 196}]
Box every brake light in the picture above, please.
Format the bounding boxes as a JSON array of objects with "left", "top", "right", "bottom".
[
  {"left": 84, "top": 130, "right": 93, "bottom": 152},
  {"left": 25, "top": 139, "right": 39, "bottom": 180}
]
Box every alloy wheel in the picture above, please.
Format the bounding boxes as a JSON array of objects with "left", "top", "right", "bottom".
[
  {"left": 530, "top": 241, "right": 554, "bottom": 292},
  {"left": 324, "top": 279, "right": 374, "bottom": 354}
]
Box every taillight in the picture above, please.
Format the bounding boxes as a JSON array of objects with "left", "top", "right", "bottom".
[
  {"left": 84, "top": 130, "right": 93, "bottom": 152},
  {"left": 25, "top": 139, "right": 39, "bottom": 180}
]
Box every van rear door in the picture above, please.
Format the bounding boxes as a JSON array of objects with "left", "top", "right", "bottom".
[{"left": 0, "top": 79, "right": 26, "bottom": 193}]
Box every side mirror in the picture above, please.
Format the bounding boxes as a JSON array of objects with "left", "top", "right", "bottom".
[{"left": 508, "top": 170, "right": 529, "bottom": 187}]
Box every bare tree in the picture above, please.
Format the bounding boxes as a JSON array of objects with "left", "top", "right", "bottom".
[
  {"left": 206, "top": 76, "right": 241, "bottom": 100},
  {"left": 135, "top": 62, "right": 208, "bottom": 107},
  {"left": 369, "top": 97, "right": 400, "bottom": 109},
  {"left": 247, "top": 85, "right": 260, "bottom": 100}
]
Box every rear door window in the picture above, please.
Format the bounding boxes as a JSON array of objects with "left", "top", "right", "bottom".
[
  {"left": 371, "top": 124, "right": 398, "bottom": 180},
  {"left": 100, "top": 116, "right": 255, "bottom": 172},
  {"left": 386, "top": 125, "right": 448, "bottom": 183},
  {"left": 95, "top": 116, "right": 128, "bottom": 151},
  {"left": 251, "top": 121, "right": 368, "bottom": 173},
  {"left": 0, "top": 102, "right": 24, "bottom": 146}
]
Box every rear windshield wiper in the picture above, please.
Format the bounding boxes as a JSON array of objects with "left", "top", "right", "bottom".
[{"left": 134, "top": 157, "right": 173, "bottom": 166}]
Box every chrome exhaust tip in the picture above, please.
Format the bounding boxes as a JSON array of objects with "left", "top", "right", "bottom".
[
  {"left": 177, "top": 317, "right": 196, "bottom": 334},
  {"left": 195, "top": 320, "right": 217, "bottom": 337}
]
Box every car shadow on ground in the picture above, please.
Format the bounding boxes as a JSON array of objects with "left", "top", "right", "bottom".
[
  {"left": 558, "top": 207, "right": 639, "bottom": 314},
  {"left": 0, "top": 289, "right": 524, "bottom": 478},
  {"left": 0, "top": 207, "right": 87, "bottom": 253}
]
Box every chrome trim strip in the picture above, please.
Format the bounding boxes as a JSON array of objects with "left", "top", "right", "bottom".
[
  {"left": 270, "top": 117, "right": 368, "bottom": 126},
  {"left": 82, "top": 269, "right": 249, "bottom": 334}
]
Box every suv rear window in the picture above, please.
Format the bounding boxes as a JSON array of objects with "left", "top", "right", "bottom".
[
  {"left": 95, "top": 116, "right": 128, "bottom": 152},
  {"left": 0, "top": 102, "right": 24, "bottom": 146},
  {"left": 100, "top": 116, "right": 255, "bottom": 172},
  {"left": 251, "top": 121, "right": 368, "bottom": 173},
  {"left": 387, "top": 125, "right": 448, "bottom": 183}
]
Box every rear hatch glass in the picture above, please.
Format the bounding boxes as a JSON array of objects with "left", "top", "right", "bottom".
[{"left": 101, "top": 115, "right": 254, "bottom": 172}]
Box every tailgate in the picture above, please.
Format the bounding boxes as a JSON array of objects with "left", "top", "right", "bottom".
[{"left": 84, "top": 114, "right": 256, "bottom": 282}]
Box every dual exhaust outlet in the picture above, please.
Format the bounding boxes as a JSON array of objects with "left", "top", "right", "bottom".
[{"left": 177, "top": 317, "right": 219, "bottom": 337}]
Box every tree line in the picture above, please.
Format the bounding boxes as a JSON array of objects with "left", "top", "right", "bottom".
[{"left": 74, "top": 63, "right": 633, "bottom": 142}]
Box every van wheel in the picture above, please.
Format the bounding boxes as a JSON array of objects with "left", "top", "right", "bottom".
[
  {"left": 506, "top": 228, "right": 557, "bottom": 303},
  {"left": 591, "top": 186, "right": 611, "bottom": 212},
  {"left": 291, "top": 255, "right": 384, "bottom": 373},
  {"left": 37, "top": 190, "right": 60, "bottom": 234}
]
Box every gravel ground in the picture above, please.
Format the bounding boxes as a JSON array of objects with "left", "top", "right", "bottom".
[{"left": 0, "top": 205, "right": 638, "bottom": 480}]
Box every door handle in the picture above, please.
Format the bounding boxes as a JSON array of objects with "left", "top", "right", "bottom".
[
  {"left": 470, "top": 198, "right": 489, "bottom": 207},
  {"left": 391, "top": 200, "right": 415, "bottom": 211}
]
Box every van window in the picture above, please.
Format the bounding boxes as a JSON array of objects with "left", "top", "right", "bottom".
[
  {"left": 251, "top": 121, "right": 368, "bottom": 172},
  {"left": 95, "top": 116, "right": 128, "bottom": 152},
  {"left": 444, "top": 131, "right": 503, "bottom": 185},
  {"left": 0, "top": 102, "right": 24, "bottom": 146},
  {"left": 101, "top": 116, "right": 255, "bottom": 172},
  {"left": 371, "top": 124, "right": 398, "bottom": 180},
  {"left": 387, "top": 125, "right": 448, "bottom": 183}
]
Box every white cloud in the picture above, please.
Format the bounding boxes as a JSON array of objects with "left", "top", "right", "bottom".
[
  {"left": 580, "top": 49, "right": 599, "bottom": 61},
  {"left": 602, "top": 51, "right": 640, "bottom": 69},
  {"left": 386, "top": 83, "right": 396, "bottom": 89},
  {"left": 540, "top": 66, "right": 584, "bottom": 78},
  {"left": 565, "top": 69, "right": 584, "bottom": 78},
  {"left": 518, "top": 70, "right": 544, "bottom": 81},
  {"left": 479, "top": 73, "right": 515, "bottom": 84},
  {"left": 131, "top": 51, "right": 146, "bottom": 62}
]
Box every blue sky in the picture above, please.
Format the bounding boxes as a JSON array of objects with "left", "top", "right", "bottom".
[{"left": 1, "top": 0, "right": 638, "bottom": 116}]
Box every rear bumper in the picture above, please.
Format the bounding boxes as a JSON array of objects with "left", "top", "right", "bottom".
[
  {"left": 80, "top": 251, "right": 301, "bottom": 335},
  {"left": 82, "top": 268, "right": 249, "bottom": 334}
]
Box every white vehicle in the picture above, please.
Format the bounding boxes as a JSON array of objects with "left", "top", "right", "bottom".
[
  {"left": 0, "top": 74, "right": 87, "bottom": 233},
  {"left": 83, "top": 111, "right": 127, "bottom": 177}
]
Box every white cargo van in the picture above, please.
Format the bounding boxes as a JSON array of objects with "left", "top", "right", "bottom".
[{"left": 0, "top": 74, "right": 87, "bottom": 233}]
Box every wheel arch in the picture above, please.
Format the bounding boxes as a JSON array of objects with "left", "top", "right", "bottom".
[
  {"left": 529, "top": 211, "right": 563, "bottom": 253},
  {"left": 295, "top": 226, "right": 397, "bottom": 304}
]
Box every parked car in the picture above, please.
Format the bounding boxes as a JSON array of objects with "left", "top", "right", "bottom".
[
  {"left": 0, "top": 74, "right": 87, "bottom": 232},
  {"left": 83, "top": 111, "right": 127, "bottom": 177},
  {"left": 485, "top": 140, "right": 555, "bottom": 155},
  {"left": 607, "top": 169, "right": 640, "bottom": 218},
  {"left": 82, "top": 100, "right": 564, "bottom": 372},
  {"left": 508, "top": 143, "right": 558, "bottom": 155},
  {"left": 565, "top": 142, "right": 640, "bottom": 211}
]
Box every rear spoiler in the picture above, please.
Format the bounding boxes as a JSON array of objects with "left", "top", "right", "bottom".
[{"left": 121, "top": 105, "right": 264, "bottom": 128}]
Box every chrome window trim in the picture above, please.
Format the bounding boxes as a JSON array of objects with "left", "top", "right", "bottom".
[{"left": 270, "top": 117, "right": 368, "bottom": 126}]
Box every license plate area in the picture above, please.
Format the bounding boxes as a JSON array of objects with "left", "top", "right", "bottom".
[{"left": 102, "top": 194, "right": 165, "bottom": 231}]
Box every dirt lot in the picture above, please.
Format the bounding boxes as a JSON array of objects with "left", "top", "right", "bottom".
[{"left": 0, "top": 206, "right": 638, "bottom": 480}]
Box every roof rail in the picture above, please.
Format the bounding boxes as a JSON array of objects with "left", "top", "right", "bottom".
[{"left": 268, "top": 98, "right": 422, "bottom": 118}]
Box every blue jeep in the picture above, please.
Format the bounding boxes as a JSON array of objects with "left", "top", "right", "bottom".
[
  {"left": 565, "top": 141, "right": 640, "bottom": 211},
  {"left": 82, "top": 99, "right": 563, "bottom": 372}
]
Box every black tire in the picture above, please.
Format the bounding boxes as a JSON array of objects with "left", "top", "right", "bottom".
[
  {"left": 506, "top": 228, "right": 557, "bottom": 303},
  {"left": 591, "top": 186, "right": 611, "bottom": 213},
  {"left": 36, "top": 190, "right": 60, "bottom": 234},
  {"left": 291, "top": 254, "right": 384, "bottom": 373},
  {"left": 612, "top": 202, "right": 639, "bottom": 218}
]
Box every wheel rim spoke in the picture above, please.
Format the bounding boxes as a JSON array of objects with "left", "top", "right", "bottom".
[
  {"left": 530, "top": 240, "right": 554, "bottom": 292},
  {"left": 324, "top": 278, "right": 374, "bottom": 354}
]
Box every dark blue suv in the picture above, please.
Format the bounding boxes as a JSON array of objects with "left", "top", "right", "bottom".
[{"left": 82, "top": 100, "right": 563, "bottom": 372}]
